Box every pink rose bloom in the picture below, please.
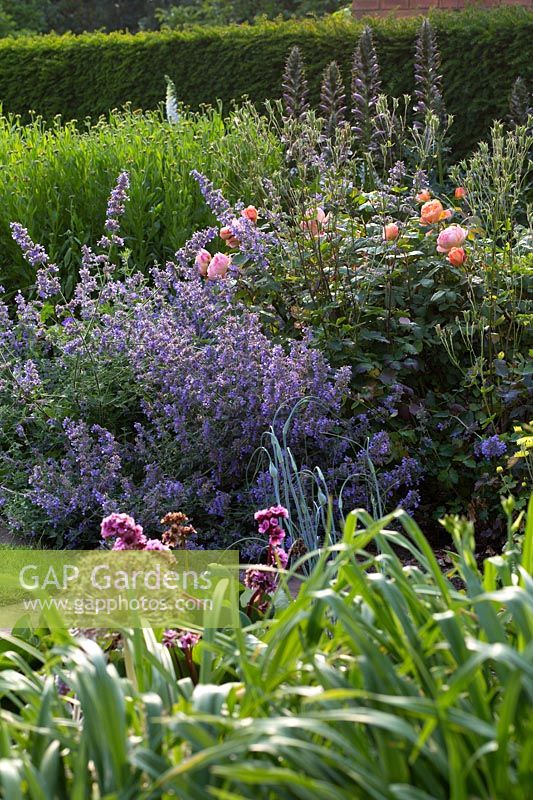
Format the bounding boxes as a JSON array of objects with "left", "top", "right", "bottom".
[
  {"left": 241, "top": 205, "right": 258, "bottom": 223},
  {"left": 301, "top": 207, "right": 329, "bottom": 237},
  {"left": 195, "top": 248, "right": 211, "bottom": 277},
  {"left": 383, "top": 223, "right": 399, "bottom": 241},
  {"left": 207, "top": 252, "right": 231, "bottom": 280},
  {"left": 437, "top": 225, "right": 468, "bottom": 253}
]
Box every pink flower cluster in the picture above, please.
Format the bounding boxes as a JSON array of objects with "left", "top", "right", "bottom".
[
  {"left": 100, "top": 512, "right": 170, "bottom": 551},
  {"left": 254, "top": 505, "right": 289, "bottom": 550},
  {"left": 244, "top": 505, "right": 290, "bottom": 605}
]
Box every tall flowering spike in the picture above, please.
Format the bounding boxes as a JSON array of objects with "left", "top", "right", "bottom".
[
  {"left": 319, "top": 61, "right": 346, "bottom": 140},
  {"left": 413, "top": 18, "right": 446, "bottom": 131},
  {"left": 508, "top": 76, "right": 532, "bottom": 129},
  {"left": 98, "top": 171, "right": 130, "bottom": 248},
  {"left": 10, "top": 223, "right": 60, "bottom": 299},
  {"left": 351, "top": 25, "right": 382, "bottom": 152},
  {"left": 190, "top": 170, "right": 232, "bottom": 221},
  {"left": 165, "top": 74, "right": 179, "bottom": 124},
  {"left": 282, "top": 46, "right": 310, "bottom": 120}
]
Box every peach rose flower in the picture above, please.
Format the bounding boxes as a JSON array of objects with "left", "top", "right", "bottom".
[
  {"left": 242, "top": 205, "right": 258, "bottom": 223},
  {"left": 220, "top": 226, "right": 232, "bottom": 241},
  {"left": 420, "top": 199, "right": 452, "bottom": 225},
  {"left": 447, "top": 247, "right": 466, "bottom": 267},
  {"left": 436, "top": 225, "right": 467, "bottom": 253},
  {"left": 383, "top": 223, "right": 399, "bottom": 241},
  {"left": 195, "top": 248, "right": 211, "bottom": 277},
  {"left": 416, "top": 189, "right": 431, "bottom": 203},
  {"left": 301, "top": 207, "right": 329, "bottom": 237},
  {"left": 454, "top": 187, "right": 467, "bottom": 200},
  {"left": 207, "top": 252, "right": 231, "bottom": 280}
]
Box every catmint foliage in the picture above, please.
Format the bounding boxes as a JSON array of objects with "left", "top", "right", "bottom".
[
  {"left": 351, "top": 25, "right": 382, "bottom": 153},
  {"left": 282, "top": 46, "right": 310, "bottom": 121},
  {"left": 413, "top": 19, "right": 446, "bottom": 132}
]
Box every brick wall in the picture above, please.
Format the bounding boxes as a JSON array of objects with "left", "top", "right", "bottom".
[{"left": 352, "top": 0, "right": 533, "bottom": 18}]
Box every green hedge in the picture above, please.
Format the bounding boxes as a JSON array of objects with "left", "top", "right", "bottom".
[{"left": 0, "top": 8, "right": 531, "bottom": 157}]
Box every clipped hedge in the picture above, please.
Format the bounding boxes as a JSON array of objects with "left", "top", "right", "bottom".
[{"left": 0, "top": 8, "right": 531, "bottom": 157}]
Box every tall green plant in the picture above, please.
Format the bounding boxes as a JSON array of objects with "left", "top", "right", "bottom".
[
  {"left": 351, "top": 25, "right": 381, "bottom": 154},
  {"left": 282, "top": 45, "right": 310, "bottom": 120}
]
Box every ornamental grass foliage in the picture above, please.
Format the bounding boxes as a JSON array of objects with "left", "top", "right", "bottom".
[{"left": 0, "top": 499, "right": 531, "bottom": 798}]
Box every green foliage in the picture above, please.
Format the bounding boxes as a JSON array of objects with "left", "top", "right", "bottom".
[
  {"left": 157, "top": 1, "right": 344, "bottom": 29},
  {"left": 0, "top": 7, "right": 530, "bottom": 158},
  {"left": 0, "top": 499, "right": 532, "bottom": 797},
  {"left": 0, "top": 106, "right": 281, "bottom": 297},
  {"left": 0, "top": 0, "right": 49, "bottom": 36}
]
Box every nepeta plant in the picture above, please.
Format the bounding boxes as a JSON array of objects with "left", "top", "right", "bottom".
[
  {"left": 413, "top": 19, "right": 446, "bottom": 132},
  {"left": 351, "top": 25, "right": 382, "bottom": 154},
  {"left": 0, "top": 174, "right": 351, "bottom": 548},
  {"left": 282, "top": 46, "right": 310, "bottom": 121}
]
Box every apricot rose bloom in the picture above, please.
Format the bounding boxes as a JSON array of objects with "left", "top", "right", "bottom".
[
  {"left": 420, "top": 199, "right": 452, "bottom": 225},
  {"left": 383, "top": 223, "right": 399, "bottom": 241},
  {"left": 301, "top": 207, "right": 329, "bottom": 237},
  {"left": 447, "top": 247, "right": 466, "bottom": 267},
  {"left": 195, "top": 248, "right": 211, "bottom": 277},
  {"left": 242, "top": 205, "right": 259, "bottom": 223},
  {"left": 436, "top": 225, "right": 467, "bottom": 253},
  {"left": 416, "top": 189, "right": 431, "bottom": 203},
  {"left": 454, "top": 187, "right": 467, "bottom": 200},
  {"left": 207, "top": 252, "right": 231, "bottom": 280}
]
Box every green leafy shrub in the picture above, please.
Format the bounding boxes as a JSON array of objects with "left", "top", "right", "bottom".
[
  {"left": 0, "top": 7, "right": 530, "bottom": 158},
  {"left": 0, "top": 496, "right": 531, "bottom": 797}
]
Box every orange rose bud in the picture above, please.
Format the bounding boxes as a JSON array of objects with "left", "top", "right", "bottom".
[
  {"left": 242, "top": 205, "right": 258, "bottom": 223},
  {"left": 416, "top": 189, "right": 431, "bottom": 203},
  {"left": 454, "top": 187, "right": 467, "bottom": 200},
  {"left": 383, "top": 223, "right": 399, "bottom": 241},
  {"left": 447, "top": 247, "right": 466, "bottom": 267}
]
